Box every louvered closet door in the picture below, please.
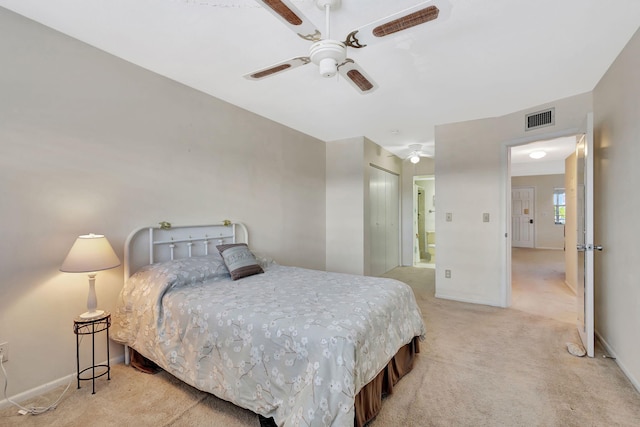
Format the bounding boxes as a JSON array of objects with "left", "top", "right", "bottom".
[
  {"left": 369, "top": 166, "right": 400, "bottom": 276},
  {"left": 385, "top": 172, "right": 400, "bottom": 272},
  {"left": 370, "top": 167, "right": 386, "bottom": 276}
]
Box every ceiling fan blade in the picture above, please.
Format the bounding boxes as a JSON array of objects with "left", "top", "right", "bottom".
[
  {"left": 244, "top": 57, "right": 311, "bottom": 80},
  {"left": 338, "top": 59, "right": 378, "bottom": 94},
  {"left": 344, "top": 0, "right": 451, "bottom": 49},
  {"left": 255, "top": 0, "right": 322, "bottom": 41}
]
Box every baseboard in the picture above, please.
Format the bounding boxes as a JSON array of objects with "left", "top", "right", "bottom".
[
  {"left": 595, "top": 330, "right": 640, "bottom": 394},
  {"left": 0, "top": 355, "right": 125, "bottom": 411},
  {"left": 435, "top": 291, "right": 503, "bottom": 308},
  {"left": 534, "top": 246, "right": 564, "bottom": 250},
  {"left": 563, "top": 280, "right": 577, "bottom": 295}
]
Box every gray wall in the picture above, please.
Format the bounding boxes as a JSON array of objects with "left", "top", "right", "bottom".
[
  {"left": 0, "top": 8, "right": 326, "bottom": 398},
  {"left": 593, "top": 27, "right": 640, "bottom": 391},
  {"left": 511, "top": 174, "right": 566, "bottom": 250}
]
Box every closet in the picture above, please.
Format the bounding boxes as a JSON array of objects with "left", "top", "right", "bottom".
[{"left": 369, "top": 165, "right": 400, "bottom": 276}]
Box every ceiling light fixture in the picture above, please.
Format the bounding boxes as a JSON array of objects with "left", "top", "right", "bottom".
[
  {"left": 409, "top": 153, "right": 421, "bottom": 164},
  {"left": 529, "top": 151, "right": 547, "bottom": 159}
]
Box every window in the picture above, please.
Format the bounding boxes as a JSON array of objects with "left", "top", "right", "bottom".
[{"left": 553, "top": 188, "right": 566, "bottom": 225}]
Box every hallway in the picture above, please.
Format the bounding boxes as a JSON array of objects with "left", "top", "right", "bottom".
[{"left": 511, "top": 248, "right": 576, "bottom": 324}]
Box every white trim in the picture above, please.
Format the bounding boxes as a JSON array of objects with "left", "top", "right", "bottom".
[
  {"left": 501, "top": 144, "right": 512, "bottom": 307},
  {"left": 595, "top": 331, "right": 640, "bottom": 394},
  {"left": 412, "top": 175, "right": 435, "bottom": 269},
  {"left": 563, "top": 280, "right": 578, "bottom": 295},
  {"left": 435, "top": 292, "right": 502, "bottom": 308},
  {"left": 0, "top": 355, "right": 125, "bottom": 410}
]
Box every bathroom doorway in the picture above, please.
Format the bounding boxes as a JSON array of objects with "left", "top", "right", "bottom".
[{"left": 413, "top": 175, "right": 435, "bottom": 268}]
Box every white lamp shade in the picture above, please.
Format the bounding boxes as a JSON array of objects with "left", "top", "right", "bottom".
[{"left": 60, "top": 234, "right": 121, "bottom": 273}]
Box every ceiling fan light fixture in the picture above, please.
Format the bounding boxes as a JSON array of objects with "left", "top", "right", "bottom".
[
  {"left": 409, "top": 153, "right": 421, "bottom": 164},
  {"left": 310, "top": 40, "right": 346, "bottom": 77},
  {"left": 319, "top": 57, "right": 338, "bottom": 77}
]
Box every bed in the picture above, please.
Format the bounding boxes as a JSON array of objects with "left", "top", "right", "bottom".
[{"left": 112, "top": 223, "right": 425, "bottom": 426}]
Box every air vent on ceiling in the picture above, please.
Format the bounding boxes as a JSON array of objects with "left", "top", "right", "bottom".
[{"left": 525, "top": 108, "right": 555, "bottom": 131}]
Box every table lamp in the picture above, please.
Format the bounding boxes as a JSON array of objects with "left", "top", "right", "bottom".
[{"left": 60, "top": 234, "right": 121, "bottom": 319}]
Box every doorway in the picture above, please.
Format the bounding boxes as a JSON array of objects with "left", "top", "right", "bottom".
[
  {"left": 509, "top": 137, "right": 577, "bottom": 323},
  {"left": 413, "top": 175, "right": 435, "bottom": 269}
]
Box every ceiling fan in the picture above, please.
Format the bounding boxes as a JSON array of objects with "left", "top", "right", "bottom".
[
  {"left": 406, "top": 143, "right": 431, "bottom": 163},
  {"left": 245, "top": 0, "right": 451, "bottom": 94}
]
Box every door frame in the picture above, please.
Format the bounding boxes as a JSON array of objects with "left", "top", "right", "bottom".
[
  {"left": 576, "top": 113, "right": 595, "bottom": 357},
  {"left": 501, "top": 127, "right": 582, "bottom": 308},
  {"left": 413, "top": 175, "right": 435, "bottom": 268}
]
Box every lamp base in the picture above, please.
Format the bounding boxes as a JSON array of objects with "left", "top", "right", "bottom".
[{"left": 79, "top": 309, "right": 105, "bottom": 320}]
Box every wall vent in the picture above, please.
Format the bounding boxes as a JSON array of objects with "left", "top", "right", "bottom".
[{"left": 525, "top": 108, "right": 555, "bottom": 131}]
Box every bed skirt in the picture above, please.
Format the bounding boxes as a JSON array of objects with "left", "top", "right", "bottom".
[
  {"left": 129, "top": 335, "right": 420, "bottom": 427},
  {"left": 354, "top": 336, "right": 420, "bottom": 427}
]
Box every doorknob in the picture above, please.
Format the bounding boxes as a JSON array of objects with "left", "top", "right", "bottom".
[
  {"left": 529, "top": 219, "right": 534, "bottom": 224},
  {"left": 580, "top": 244, "right": 604, "bottom": 251}
]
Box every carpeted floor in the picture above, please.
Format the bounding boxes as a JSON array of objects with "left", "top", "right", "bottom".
[{"left": 2, "top": 255, "right": 640, "bottom": 426}]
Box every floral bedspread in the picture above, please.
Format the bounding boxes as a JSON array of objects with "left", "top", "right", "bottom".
[{"left": 112, "top": 256, "right": 425, "bottom": 426}]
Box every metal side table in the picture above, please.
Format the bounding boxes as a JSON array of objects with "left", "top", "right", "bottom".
[{"left": 73, "top": 312, "right": 111, "bottom": 394}]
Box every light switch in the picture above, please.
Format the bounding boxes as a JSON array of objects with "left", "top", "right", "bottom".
[
  {"left": 446, "top": 212, "right": 453, "bottom": 222},
  {"left": 483, "top": 213, "right": 490, "bottom": 222}
]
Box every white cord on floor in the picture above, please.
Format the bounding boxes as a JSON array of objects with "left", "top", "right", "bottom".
[{"left": 1, "top": 352, "right": 74, "bottom": 415}]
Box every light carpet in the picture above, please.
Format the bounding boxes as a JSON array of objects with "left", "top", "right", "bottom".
[{"left": 2, "top": 265, "right": 639, "bottom": 426}]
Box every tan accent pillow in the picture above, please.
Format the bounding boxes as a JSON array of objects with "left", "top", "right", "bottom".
[{"left": 216, "top": 243, "right": 264, "bottom": 280}]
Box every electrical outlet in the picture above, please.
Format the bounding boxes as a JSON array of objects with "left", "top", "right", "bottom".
[
  {"left": 0, "top": 342, "right": 8, "bottom": 363},
  {"left": 445, "top": 269, "right": 452, "bottom": 279}
]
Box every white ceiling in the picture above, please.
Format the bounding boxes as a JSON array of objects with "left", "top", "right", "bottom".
[
  {"left": 510, "top": 136, "right": 577, "bottom": 176},
  {"left": 2, "top": 0, "right": 639, "bottom": 159}
]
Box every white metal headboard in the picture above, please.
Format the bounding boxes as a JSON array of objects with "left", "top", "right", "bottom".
[{"left": 124, "top": 222, "right": 249, "bottom": 279}]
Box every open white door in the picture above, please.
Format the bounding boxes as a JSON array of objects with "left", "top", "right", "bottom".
[{"left": 576, "top": 112, "right": 599, "bottom": 357}]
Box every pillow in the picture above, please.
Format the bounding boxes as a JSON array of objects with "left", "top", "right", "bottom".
[
  {"left": 216, "top": 243, "right": 264, "bottom": 280},
  {"left": 132, "top": 253, "right": 230, "bottom": 289}
]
